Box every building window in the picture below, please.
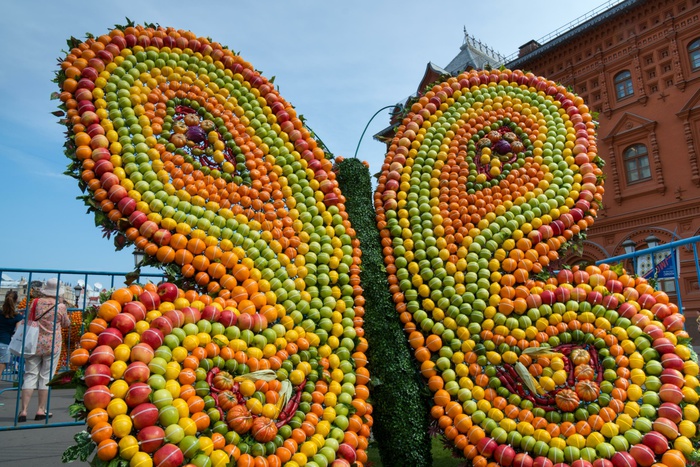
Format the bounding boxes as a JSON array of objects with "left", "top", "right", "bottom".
[
  {"left": 690, "top": 38, "right": 700, "bottom": 71},
  {"left": 614, "top": 70, "right": 634, "bottom": 99},
  {"left": 624, "top": 144, "right": 651, "bottom": 183}
]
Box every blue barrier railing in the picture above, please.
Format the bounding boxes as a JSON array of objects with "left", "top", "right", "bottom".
[
  {"left": 595, "top": 234, "right": 700, "bottom": 315},
  {"left": 0, "top": 267, "right": 165, "bottom": 431}
]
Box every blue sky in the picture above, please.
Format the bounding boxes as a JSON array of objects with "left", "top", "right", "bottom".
[{"left": 0, "top": 0, "right": 606, "bottom": 277}]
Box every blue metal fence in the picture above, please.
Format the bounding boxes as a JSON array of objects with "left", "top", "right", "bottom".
[{"left": 0, "top": 267, "right": 165, "bottom": 431}]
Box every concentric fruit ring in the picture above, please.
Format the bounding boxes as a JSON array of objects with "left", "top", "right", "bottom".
[
  {"left": 59, "top": 24, "right": 370, "bottom": 467},
  {"left": 375, "top": 68, "right": 699, "bottom": 467}
]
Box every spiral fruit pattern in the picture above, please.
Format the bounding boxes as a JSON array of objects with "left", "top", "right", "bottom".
[
  {"left": 375, "top": 69, "right": 699, "bottom": 467},
  {"left": 59, "top": 24, "right": 370, "bottom": 467}
]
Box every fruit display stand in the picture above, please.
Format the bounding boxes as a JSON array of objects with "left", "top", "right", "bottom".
[
  {"left": 373, "top": 68, "right": 700, "bottom": 467},
  {"left": 50, "top": 20, "right": 700, "bottom": 467},
  {"left": 56, "top": 23, "right": 372, "bottom": 467}
]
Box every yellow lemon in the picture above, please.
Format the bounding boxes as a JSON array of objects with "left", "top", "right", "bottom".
[
  {"left": 674, "top": 345, "right": 690, "bottom": 360},
  {"left": 673, "top": 436, "right": 694, "bottom": 455},
  {"left": 679, "top": 420, "right": 696, "bottom": 438},
  {"left": 627, "top": 384, "right": 643, "bottom": 402},
  {"left": 171, "top": 346, "right": 188, "bottom": 363},
  {"left": 534, "top": 429, "right": 551, "bottom": 443},
  {"left": 182, "top": 335, "right": 199, "bottom": 351},
  {"left": 178, "top": 417, "right": 197, "bottom": 436},
  {"left": 124, "top": 331, "right": 141, "bottom": 347},
  {"left": 683, "top": 360, "right": 698, "bottom": 377},
  {"left": 517, "top": 421, "right": 534, "bottom": 436},
  {"left": 586, "top": 432, "right": 605, "bottom": 447},
  {"left": 682, "top": 386, "right": 699, "bottom": 404},
  {"left": 129, "top": 451, "right": 153, "bottom": 467},
  {"left": 111, "top": 414, "right": 133, "bottom": 438},
  {"left": 107, "top": 398, "right": 128, "bottom": 418},
  {"left": 630, "top": 368, "right": 646, "bottom": 386},
  {"left": 683, "top": 403, "right": 699, "bottom": 422},
  {"left": 600, "top": 422, "right": 619, "bottom": 439},
  {"left": 552, "top": 370, "right": 567, "bottom": 386},
  {"left": 118, "top": 435, "right": 139, "bottom": 459},
  {"left": 616, "top": 414, "right": 633, "bottom": 433},
  {"left": 110, "top": 379, "right": 129, "bottom": 399},
  {"left": 111, "top": 361, "right": 128, "bottom": 380},
  {"left": 623, "top": 401, "right": 640, "bottom": 418},
  {"left": 550, "top": 357, "right": 565, "bottom": 371},
  {"left": 165, "top": 380, "right": 181, "bottom": 399},
  {"left": 199, "top": 436, "right": 214, "bottom": 455},
  {"left": 210, "top": 450, "right": 230, "bottom": 467},
  {"left": 549, "top": 437, "right": 566, "bottom": 450},
  {"left": 172, "top": 398, "right": 189, "bottom": 418},
  {"left": 114, "top": 344, "right": 132, "bottom": 362},
  {"left": 567, "top": 434, "right": 586, "bottom": 449},
  {"left": 165, "top": 361, "right": 181, "bottom": 381},
  {"left": 540, "top": 376, "right": 556, "bottom": 392}
]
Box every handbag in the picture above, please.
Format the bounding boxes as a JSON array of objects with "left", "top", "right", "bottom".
[{"left": 9, "top": 299, "right": 53, "bottom": 357}]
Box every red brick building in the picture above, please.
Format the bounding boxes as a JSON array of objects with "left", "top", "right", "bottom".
[
  {"left": 506, "top": 0, "right": 700, "bottom": 344},
  {"left": 377, "top": 0, "right": 700, "bottom": 345}
]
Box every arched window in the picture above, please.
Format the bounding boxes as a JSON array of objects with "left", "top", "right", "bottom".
[
  {"left": 623, "top": 144, "right": 651, "bottom": 183},
  {"left": 689, "top": 38, "right": 700, "bottom": 71},
  {"left": 614, "top": 70, "right": 634, "bottom": 100}
]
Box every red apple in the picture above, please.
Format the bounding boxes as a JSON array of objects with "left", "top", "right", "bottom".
[
  {"left": 84, "top": 385, "right": 112, "bottom": 410},
  {"left": 657, "top": 402, "right": 683, "bottom": 423},
  {"left": 494, "top": 444, "right": 516, "bottom": 467},
  {"left": 153, "top": 443, "right": 184, "bottom": 467},
  {"left": 237, "top": 313, "right": 253, "bottom": 330},
  {"left": 157, "top": 282, "right": 179, "bottom": 303},
  {"left": 151, "top": 316, "right": 174, "bottom": 335},
  {"left": 125, "top": 382, "right": 152, "bottom": 407},
  {"left": 123, "top": 301, "right": 148, "bottom": 321},
  {"left": 181, "top": 307, "right": 201, "bottom": 324},
  {"left": 97, "top": 327, "right": 123, "bottom": 348},
  {"left": 661, "top": 354, "right": 685, "bottom": 370},
  {"left": 201, "top": 305, "right": 220, "bottom": 322},
  {"left": 643, "top": 325, "right": 664, "bottom": 340},
  {"left": 618, "top": 303, "right": 638, "bottom": 319},
  {"left": 593, "top": 459, "right": 613, "bottom": 467},
  {"left": 217, "top": 310, "right": 236, "bottom": 326},
  {"left": 84, "top": 363, "right": 112, "bottom": 387},
  {"left": 89, "top": 345, "right": 115, "bottom": 366},
  {"left": 337, "top": 443, "right": 357, "bottom": 463},
  {"left": 659, "top": 369, "right": 685, "bottom": 388},
  {"left": 629, "top": 444, "right": 656, "bottom": 467},
  {"left": 477, "top": 437, "right": 498, "bottom": 457},
  {"left": 513, "top": 453, "right": 534, "bottom": 467},
  {"left": 611, "top": 451, "right": 637, "bottom": 467},
  {"left": 139, "top": 290, "right": 161, "bottom": 311},
  {"left": 659, "top": 384, "right": 684, "bottom": 404},
  {"left": 572, "top": 461, "right": 592, "bottom": 467},
  {"left": 534, "top": 457, "right": 554, "bottom": 467},
  {"left": 111, "top": 313, "right": 136, "bottom": 335},
  {"left": 641, "top": 431, "right": 669, "bottom": 455},
  {"left": 124, "top": 361, "right": 151, "bottom": 384},
  {"left": 138, "top": 425, "right": 165, "bottom": 453},
  {"left": 164, "top": 309, "right": 185, "bottom": 328},
  {"left": 130, "top": 343, "right": 155, "bottom": 364},
  {"left": 131, "top": 402, "right": 159, "bottom": 429},
  {"left": 331, "top": 460, "right": 352, "bottom": 467},
  {"left": 652, "top": 338, "right": 676, "bottom": 355},
  {"left": 152, "top": 230, "right": 172, "bottom": 247},
  {"left": 141, "top": 328, "right": 164, "bottom": 349},
  {"left": 652, "top": 417, "right": 679, "bottom": 440}
]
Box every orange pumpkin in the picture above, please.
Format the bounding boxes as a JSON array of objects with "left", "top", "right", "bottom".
[
  {"left": 213, "top": 371, "right": 234, "bottom": 391},
  {"left": 251, "top": 416, "right": 278, "bottom": 443},
  {"left": 226, "top": 404, "right": 253, "bottom": 434},
  {"left": 575, "top": 380, "right": 600, "bottom": 402},
  {"left": 217, "top": 390, "right": 238, "bottom": 411},
  {"left": 570, "top": 349, "right": 590, "bottom": 365},
  {"left": 555, "top": 389, "right": 580, "bottom": 412},
  {"left": 574, "top": 364, "right": 595, "bottom": 381}
]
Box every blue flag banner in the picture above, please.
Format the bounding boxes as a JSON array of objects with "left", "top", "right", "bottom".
[{"left": 642, "top": 251, "right": 676, "bottom": 280}]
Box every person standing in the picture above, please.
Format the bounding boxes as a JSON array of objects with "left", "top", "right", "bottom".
[
  {"left": 0, "top": 290, "right": 22, "bottom": 376},
  {"left": 17, "top": 278, "right": 70, "bottom": 421}
]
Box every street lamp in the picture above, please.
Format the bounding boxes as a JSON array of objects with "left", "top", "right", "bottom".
[
  {"left": 645, "top": 234, "right": 660, "bottom": 249},
  {"left": 73, "top": 284, "right": 83, "bottom": 308},
  {"left": 133, "top": 250, "right": 146, "bottom": 268},
  {"left": 622, "top": 239, "right": 636, "bottom": 255}
]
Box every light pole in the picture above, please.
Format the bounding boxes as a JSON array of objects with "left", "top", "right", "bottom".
[
  {"left": 73, "top": 284, "right": 83, "bottom": 308},
  {"left": 622, "top": 238, "right": 636, "bottom": 273},
  {"left": 133, "top": 250, "right": 146, "bottom": 268}
]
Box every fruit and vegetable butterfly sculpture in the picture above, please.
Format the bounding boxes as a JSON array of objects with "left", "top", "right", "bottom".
[
  {"left": 58, "top": 24, "right": 371, "bottom": 467},
  {"left": 375, "top": 69, "right": 700, "bottom": 467}
]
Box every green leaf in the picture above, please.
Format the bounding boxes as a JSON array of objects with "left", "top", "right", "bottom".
[{"left": 69, "top": 402, "right": 87, "bottom": 419}]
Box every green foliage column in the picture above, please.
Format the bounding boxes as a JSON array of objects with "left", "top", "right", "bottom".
[{"left": 336, "top": 158, "right": 432, "bottom": 467}]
